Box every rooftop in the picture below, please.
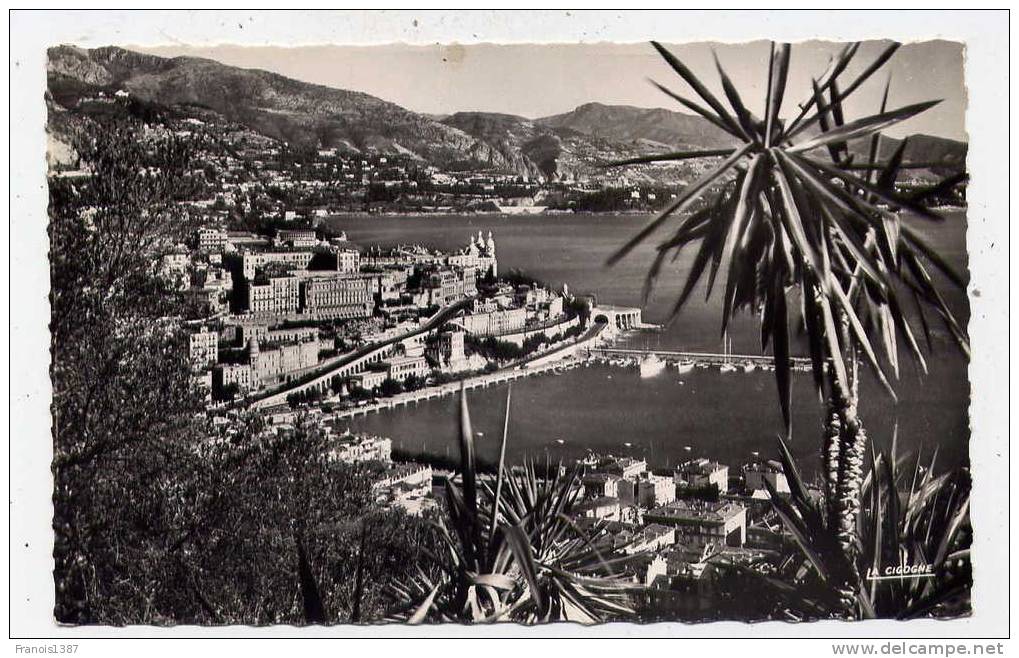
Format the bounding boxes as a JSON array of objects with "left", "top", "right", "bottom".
[
  {"left": 647, "top": 499, "right": 745, "bottom": 524},
  {"left": 582, "top": 472, "right": 621, "bottom": 483},
  {"left": 677, "top": 458, "right": 728, "bottom": 475},
  {"left": 745, "top": 459, "right": 784, "bottom": 474},
  {"left": 385, "top": 354, "right": 427, "bottom": 366},
  {"left": 573, "top": 496, "right": 621, "bottom": 514}
]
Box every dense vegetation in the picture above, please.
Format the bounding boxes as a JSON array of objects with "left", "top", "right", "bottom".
[{"left": 48, "top": 117, "right": 439, "bottom": 624}]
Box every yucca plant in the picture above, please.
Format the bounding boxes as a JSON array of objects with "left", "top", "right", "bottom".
[
  {"left": 725, "top": 433, "right": 971, "bottom": 620},
  {"left": 386, "top": 385, "right": 639, "bottom": 623},
  {"left": 608, "top": 41, "right": 969, "bottom": 611}
]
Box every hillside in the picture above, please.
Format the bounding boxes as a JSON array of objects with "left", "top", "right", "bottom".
[
  {"left": 47, "top": 45, "right": 966, "bottom": 184},
  {"left": 536, "top": 102, "right": 739, "bottom": 151},
  {"left": 441, "top": 111, "right": 660, "bottom": 181},
  {"left": 858, "top": 133, "right": 968, "bottom": 175},
  {"left": 47, "top": 45, "right": 525, "bottom": 174},
  {"left": 45, "top": 46, "right": 735, "bottom": 183}
]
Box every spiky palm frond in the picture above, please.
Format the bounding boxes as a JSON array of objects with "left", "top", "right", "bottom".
[
  {"left": 738, "top": 434, "right": 971, "bottom": 620},
  {"left": 608, "top": 41, "right": 969, "bottom": 432},
  {"left": 386, "top": 386, "right": 638, "bottom": 624}
]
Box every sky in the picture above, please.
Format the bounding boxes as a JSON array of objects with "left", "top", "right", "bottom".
[{"left": 136, "top": 40, "right": 967, "bottom": 141}]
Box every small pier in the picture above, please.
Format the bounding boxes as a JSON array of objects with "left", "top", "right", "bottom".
[{"left": 589, "top": 347, "right": 812, "bottom": 368}]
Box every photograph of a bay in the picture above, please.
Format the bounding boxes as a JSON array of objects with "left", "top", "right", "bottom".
[{"left": 48, "top": 36, "right": 971, "bottom": 625}]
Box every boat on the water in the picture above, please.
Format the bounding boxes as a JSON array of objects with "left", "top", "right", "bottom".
[
  {"left": 741, "top": 362, "right": 757, "bottom": 372},
  {"left": 719, "top": 335, "right": 738, "bottom": 373},
  {"left": 676, "top": 361, "right": 695, "bottom": 374},
  {"left": 639, "top": 354, "right": 667, "bottom": 378}
]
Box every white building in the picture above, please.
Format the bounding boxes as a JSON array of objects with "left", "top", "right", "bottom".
[
  {"left": 213, "top": 363, "right": 255, "bottom": 394},
  {"left": 636, "top": 473, "right": 677, "bottom": 508},
  {"left": 582, "top": 473, "right": 621, "bottom": 499},
  {"left": 383, "top": 355, "right": 429, "bottom": 382},
  {"left": 596, "top": 456, "right": 648, "bottom": 480},
  {"left": 744, "top": 460, "right": 790, "bottom": 495},
  {"left": 675, "top": 458, "right": 730, "bottom": 493},
  {"left": 574, "top": 496, "right": 622, "bottom": 521},
  {"left": 188, "top": 328, "right": 219, "bottom": 369},
  {"left": 426, "top": 329, "right": 470, "bottom": 373},
  {"left": 328, "top": 433, "right": 392, "bottom": 463},
  {"left": 194, "top": 227, "right": 228, "bottom": 252},
  {"left": 644, "top": 500, "right": 748, "bottom": 548}
]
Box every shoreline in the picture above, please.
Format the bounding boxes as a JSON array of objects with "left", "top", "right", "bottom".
[
  {"left": 318, "top": 205, "right": 969, "bottom": 221},
  {"left": 322, "top": 209, "right": 658, "bottom": 220}
]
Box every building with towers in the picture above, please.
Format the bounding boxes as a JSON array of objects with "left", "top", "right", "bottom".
[{"left": 449, "top": 231, "right": 497, "bottom": 279}]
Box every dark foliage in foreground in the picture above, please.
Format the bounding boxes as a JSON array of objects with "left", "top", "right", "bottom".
[
  {"left": 49, "top": 116, "right": 440, "bottom": 625},
  {"left": 610, "top": 40, "right": 971, "bottom": 619},
  {"left": 386, "top": 387, "right": 639, "bottom": 624},
  {"left": 715, "top": 436, "right": 971, "bottom": 620}
]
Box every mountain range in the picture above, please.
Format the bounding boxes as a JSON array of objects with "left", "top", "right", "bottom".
[{"left": 47, "top": 45, "right": 967, "bottom": 182}]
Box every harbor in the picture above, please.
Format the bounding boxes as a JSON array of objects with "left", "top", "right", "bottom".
[
  {"left": 279, "top": 324, "right": 815, "bottom": 423},
  {"left": 588, "top": 346, "right": 813, "bottom": 373}
]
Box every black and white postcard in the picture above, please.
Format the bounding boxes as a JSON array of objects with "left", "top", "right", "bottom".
[{"left": 8, "top": 8, "right": 1011, "bottom": 653}]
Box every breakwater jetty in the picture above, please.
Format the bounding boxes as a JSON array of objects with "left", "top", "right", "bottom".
[
  {"left": 589, "top": 347, "right": 812, "bottom": 369},
  {"left": 331, "top": 357, "right": 584, "bottom": 419}
]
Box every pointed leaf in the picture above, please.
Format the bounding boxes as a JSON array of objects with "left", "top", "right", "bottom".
[
  {"left": 886, "top": 287, "right": 929, "bottom": 373},
  {"left": 788, "top": 100, "right": 941, "bottom": 154},
  {"left": 771, "top": 157, "right": 823, "bottom": 279},
  {"left": 714, "top": 51, "right": 759, "bottom": 140},
  {"left": 772, "top": 280, "right": 792, "bottom": 436},
  {"left": 408, "top": 584, "right": 440, "bottom": 624},
  {"left": 488, "top": 385, "right": 512, "bottom": 551},
  {"left": 719, "top": 153, "right": 764, "bottom": 333},
  {"left": 934, "top": 496, "right": 969, "bottom": 567},
  {"left": 801, "top": 287, "right": 828, "bottom": 397},
  {"left": 651, "top": 41, "right": 746, "bottom": 138},
  {"left": 831, "top": 278, "right": 897, "bottom": 398},
  {"left": 899, "top": 222, "right": 967, "bottom": 288},
  {"left": 765, "top": 43, "right": 791, "bottom": 145},
  {"left": 799, "top": 154, "right": 947, "bottom": 221},
  {"left": 503, "top": 523, "right": 547, "bottom": 617},
  {"left": 809, "top": 77, "right": 842, "bottom": 163},
  {"left": 607, "top": 143, "right": 752, "bottom": 266},
  {"left": 787, "top": 42, "right": 902, "bottom": 140},
  {"left": 776, "top": 150, "right": 888, "bottom": 290},
  {"left": 877, "top": 137, "right": 910, "bottom": 191},
  {"left": 816, "top": 289, "right": 850, "bottom": 396},
  {"left": 775, "top": 434, "right": 812, "bottom": 511},
  {"left": 648, "top": 78, "right": 739, "bottom": 137},
  {"left": 907, "top": 173, "right": 968, "bottom": 205},
  {"left": 765, "top": 478, "right": 831, "bottom": 582},
  {"left": 824, "top": 79, "right": 851, "bottom": 162},
  {"left": 786, "top": 42, "right": 861, "bottom": 135}
]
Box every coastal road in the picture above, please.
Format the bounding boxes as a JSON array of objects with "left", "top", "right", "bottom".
[{"left": 246, "top": 298, "right": 475, "bottom": 409}]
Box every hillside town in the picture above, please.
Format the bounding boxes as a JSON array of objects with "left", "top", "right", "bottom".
[
  {"left": 50, "top": 88, "right": 966, "bottom": 224},
  {"left": 159, "top": 162, "right": 803, "bottom": 616},
  {"left": 178, "top": 221, "right": 596, "bottom": 407},
  {"left": 166, "top": 207, "right": 811, "bottom": 617}
]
